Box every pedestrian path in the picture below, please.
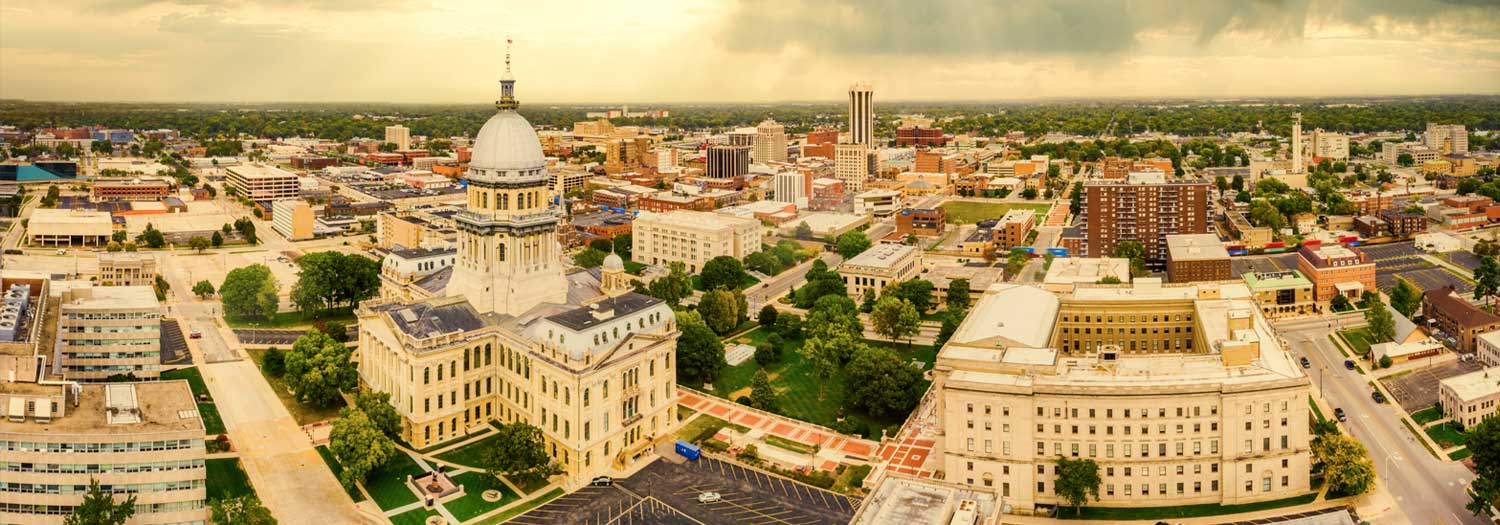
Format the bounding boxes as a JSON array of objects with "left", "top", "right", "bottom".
[{"left": 678, "top": 389, "right": 878, "bottom": 472}]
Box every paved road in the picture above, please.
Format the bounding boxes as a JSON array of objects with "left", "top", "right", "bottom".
[
  {"left": 1277, "top": 317, "right": 1483, "bottom": 525},
  {"left": 746, "top": 252, "right": 841, "bottom": 311}
]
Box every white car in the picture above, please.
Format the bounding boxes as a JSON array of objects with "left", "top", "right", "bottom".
[{"left": 697, "top": 492, "right": 721, "bottom": 504}]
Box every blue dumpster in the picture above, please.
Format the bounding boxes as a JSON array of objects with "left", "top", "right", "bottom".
[{"left": 675, "top": 440, "right": 701, "bottom": 461}]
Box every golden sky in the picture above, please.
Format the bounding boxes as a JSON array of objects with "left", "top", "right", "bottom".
[{"left": 2, "top": 0, "right": 1497, "bottom": 103}]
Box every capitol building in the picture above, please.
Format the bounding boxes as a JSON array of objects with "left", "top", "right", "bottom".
[{"left": 355, "top": 59, "right": 679, "bottom": 484}]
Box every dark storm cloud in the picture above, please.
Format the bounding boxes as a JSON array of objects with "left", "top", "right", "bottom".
[{"left": 717, "top": 0, "right": 1500, "bottom": 57}]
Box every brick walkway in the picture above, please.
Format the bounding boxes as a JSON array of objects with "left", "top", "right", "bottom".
[
  {"left": 678, "top": 390, "right": 878, "bottom": 471},
  {"left": 1043, "top": 202, "right": 1069, "bottom": 226}
]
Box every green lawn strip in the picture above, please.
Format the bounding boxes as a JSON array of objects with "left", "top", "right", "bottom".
[
  {"left": 314, "top": 445, "right": 366, "bottom": 502},
  {"left": 764, "top": 434, "right": 818, "bottom": 455},
  {"left": 1411, "top": 406, "right": 1444, "bottom": 426},
  {"left": 433, "top": 432, "right": 504, "bottom": 469},
  {"left": 198, "top": 403, "right": 226, "bottom": 435},
  {"left": 832, "top": 464, "right": 873, "bottom": 494},
  {"left": 1400, "top": 418, "right": 1441, "bottom": 459},
  {"left": 387, "top": 507, "right": 439, "bottom": 525},
  {"left": 1308, "top": 396, "right": 1326, "bottom": 424},
  {"left": 1425, "top": 422, "right": 1468, "bottom": 448},
  {"left": 364, "top": 451, "right": 426, "bottom": 511},
  {"left": 676, "top": 413, "right": 750, "bottom": 443},
  {"left": 1059, "top": 492, "right": 1318, "bottom": 521},
  {"left": 1337, "top": 328, "right": 1374, "bottom": 356},
  {"left": 205, "top": 458, "right": 255, "bottom": 501},
  {"left": 1449, "top": 447, "right": 1473, "bottom": 461},
  {"left": 443, "top": 471, "right": 518, "bottom": 522},
  {"left": 938, "top": 201, "right": 1051, "bottom": 225},
  {"left": 413, "top": 427, "right": 493, "bottom": 455},
  {"left": 246, "top": 348, "right": 344, "bottom": 425},
  {"left": 224, "top": 306, "right": 355, "bottom": 329},
  {"left": 512, "top": 476, "right": 550, "bottom": 495},
  {"left": 1325, "top": 335, "right": 1350, "bottom": 358},
  {"left": 475, "top": 487, "right": 565, "bottom": 525},
  {"left": 161, "top": 367, "right": 211, "bottom": 398}
]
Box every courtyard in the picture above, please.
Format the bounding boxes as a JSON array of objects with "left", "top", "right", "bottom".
[{"left": 937, "top": 201, "right": 1052, "bottom": 225}]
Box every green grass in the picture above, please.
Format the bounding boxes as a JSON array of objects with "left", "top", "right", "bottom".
[
  {"left": 1060, "top": 492, "right": 1318, "bottom": 520},
  {"left": 475, "top": 487, "right": 565, "bottom": 525},
  {"left": 1426, "top": 422, "right": 1469, "bottom": 448},
  {"left": 160, "top": 367, "right": 227, "bottom": 435},
  {"left": 1411, "top": 406, "right": 1444, "bottom": 426},
  {"left": 511, "top": 475, "right": 551, "bottom": 495},
  {"left": 832, "top": 464, "right": 873, "bottom": 494},
  {"left": 434, "top": 432, "right": 503, "bottom": 469},
  {"left": 387, "top": 507, "right": 439, "bottom": 525},
  {"left": 414, "top": 427, "right": 492, "bottom": 455},
  {"left": 939, "top": 201, "right": 1051, "bottom": 224},
  {"left": 364, "top": 451, "right": 426, "bottom": 511},
  {"left": 246, "top": 348, "right": 344, "bottom": 425},
  {"left": 197, "top": 402, "right": 226, "bottom": 435},
  {"left": 444, "top": 471, "right": 519, "bottom": 522},
  {"left": 764, "top": 434, "right": 818, "bottom": 455},
  {"left": 224, "top": 306, "right": 356, "bottom": 329},
  {"left": 314, "top": 445, "right": 366, "bottom": 502},
  {"left": 692, "top": 273, "right": 762, "bottom": 291},
  {"left": 1401, "top": 417, "right": 1441, "bottom": 459},
  {"left": 1327, "top": 334, "right": 1350, "bottom": 358},
  {"left": 1308, "top": 396, "right": 1326, "bottom": 424},
  {"left": 676, "top": 414, "right": 750, "bottom": 443},
  {"left": 1337, "top": 328, "right": 1375, "bottom": 356},
  {"left": 205, "top": 458, "right": 255, "bottom": 501},
  {"left": 1450, "top": 447, "right": 1473, "bottom": 461}
]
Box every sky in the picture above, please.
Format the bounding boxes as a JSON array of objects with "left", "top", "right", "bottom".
[{"left": 1, "top": 0, "right": 1498, "bottom": 104}]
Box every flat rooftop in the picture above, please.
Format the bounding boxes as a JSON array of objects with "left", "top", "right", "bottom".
[
  {"left": 1167, "top": 234, "right": 1229, "bottom": 262},
  {"left": 1044, "top": 257, "right": 1129, "bottom": 285},
  {"left": 0, "top": 380, "right": 202, "bottom": 435},
  {"left": 636, "top": 210, "right": 757, "bottom": 230},
  {"left": 226, "top": 163, "right": 298, "bottom": 180},
  {"left": 61, "top": 285, "right": 159, "bottom": 311},
  {"left": 1441, "top": 368, "right": 1500, "bottom": 403},
  {"left": 1243, "top": 270, "right": 1312, "bottom": 290},
  {"left": 843, "top": 243, "right": 918, "bottom": 270}
]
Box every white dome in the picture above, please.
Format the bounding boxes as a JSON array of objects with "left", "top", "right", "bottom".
[
  {"left": 469, "top": 110, "right": 546, "bottom": 172},
  {"left": 602, "top": 252, "right": 624, "bottom": 271}
]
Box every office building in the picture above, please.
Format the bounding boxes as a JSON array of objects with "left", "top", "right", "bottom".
[
  {"left": 853, "top": 189, "right": 901, "bottom": 217},
  {"left": 356, "top": 59, "right": 681, "bottom": 487},
  {"left": 959, "top": 211, "right": 1035, "bottom": 259},
  {"left": 97, "top": 253, "right": 157, "bottom": 287},
  {"left": 1042, "top": 258, "right": 1131, "bottom": 292},
  {"left": 633, "top": 210, "right": 761, "bottom": 273},
  {"left": 726, "top": 127, "right": 756, "bottom": 147},
  {"left": 1427, "top": 123, "right": 1468, "bottom": 154},
  {"left": 1295, "top": 245, "right": 1375, "bottom": 303},
  {"left": 706, "top": 144, "right": 751, "bottom": 181},
  {"left": 927, "top": 281, "right": 1311, "bottom": 512},
  {"left": 772, "top": 170, "right": 809, "bottom": 208},
  {"left": 895, "top": 208, "right": 946, "bottom": 237},
  {"left": 273, "top": 199, "right": 315, "bottom": 241},
  {"left": 1309, "top": 129, "right": 1349, "bottom": 160},
  {"left": 225, "top": 164, "right": 301, "bottom": 201},
  {"left": 91, "top": 178, "right": 171, "bottom": 202},
  {"left": 26, "top": 209, "right": 113, "bottom": 248},
  {"left": 1082, "top": 174, "right": 1210, "bottom": 261},
  {"left": 836, "top": 143, "right": 871, "bottom": 193},
  {"left": 1242, "top": 271, "right": 1316, "bottom": 319},
  {"left": 840, "top": 243, "right": 922, "bottom": 302},
  {"left": 1165, "top": 234, "right": 1232, "bottom": 283},
  {"left": 848, "top": 83, "right": 874, "bottom": 147},
  {"left": 1440, "top": 368, "right": 1500, "bottom": 430},
  {"left": 1423, "top": 286, "right": 1500, "bottom": 353},
  {"left": 1291, "top": 113, "right": 1304, "bottom": 173},
  {"left": 58, "top": 286, "right": 162, "bottom": 382},
  {"left": 385, "top": 125, "right": 412, "bottom": 150},
  {"left": 896, "top": 126, "right": 947, "bottom": 147},
  {"left": 1480, "top": 331, "right": 1500, "bottom": 368},
  {"left": 754, "top": 119, "right": 788, "bottom": 164}
]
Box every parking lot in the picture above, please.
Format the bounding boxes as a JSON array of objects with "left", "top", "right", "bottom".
[
  {"left": 1381, "top": 359, "right": 1485, "bottom": 412},
  {"left": 234, "top": 326, "right": 358, "bottom": 346},
  {"left": 160, "top": 319, "right": 191, "bottom": 365},
  {"left": 1441, "top": 250, "right": 1483, "bottom": 272},
  {"left": 1387, "top": 267, "right": 1474, "bottom": 297},
  {"left": 510, "top": 456, "right": 860, "bottom": 525}
]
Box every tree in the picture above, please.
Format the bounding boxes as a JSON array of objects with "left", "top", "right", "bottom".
[
  {"left": 794, "top": 221, "right": 814, "bottom": 240},
  {"left": 945, "top": 278, "right": 971, "bottom": 312},
  {"left": 211, "top": 230, "right": 224, "bottom": 247},
  {"left": 1214, "top": 175, "right": 1228, "bottom": 193},
  {"left": 934, "top": 309, "right": 960, "bottom": 348},
  {"left": 700, "top": 256, "right": 747, "bottom": 291},
  {"left": 835, "top": 230, "right": 872, "bottom": 259},
  {"left": 1378, "top": 355, "right": 1393, "bottom": 369},
  {"left": 1005, "top": 250, "right": 1029, "bottom": 277},
  {"left": 749, "top": 369, "right": 776, "bottom": 411},
  {"left": 745, "top": 250, "right": 782, "bottom": 276},
  {"left": 774, "top": 313, "right": 802, "bottom": 340},
  {"left": 1476, "top": 255, "right": 1500, "bottom": 308},
  {"left": 642, "top": 261, "right": 693, "bottom": 306},
  {"left": 64, "top": 479, "right": 136, "bottom": 525},
  {"left": 1397, "top": 152, "right": 1415, "bottom": 167},
  {"left": 354, "top": 391, "right": 402, "bottom": 438},
  {"left": 138, "top": 224, "right": 166, "bottom": 249},
  {"left": 676, "top": 312, "right": 726, "bottom": 383},
  {"left": 262, "top": 347, "right": 286, "bottom": 376},
  {"left": 1312, "top": 432, "right": 1376, "bottom": 497},
  {"left": 1111, "top": 240, "right": 1147, "bottom": 277},
  {"left": 220, "top": 264, "right": 279, "bottom": 321},
  {"left": 283, "top": 329, "right": 356, "bottom": 407},
  {"left": 192, "top": 280, "right": 215, "bottom": 298},
  {"left": 188, "top": 235, "right": 210, "bottom": 253},
  {"left": 794, "top": 264, "right": 845, "bottom": 309},
  {"left": 859, "top": 287, "right": 877, "bottom": 313},
  {"left": 1330, "top": 294, "right": 1351, "bottom": 312},
  {"left": 844, "top": 344, "right": 923, "bottom": 418},
  {"left": 1465, "top": 417, "right": 1500, "bottom": 516},
  {"left": 1389, "top": 279, "right": 1420, "bottom": 318},
  {"left": 1020, "top": 187, "right": 1038, "bottom": 199},
  {"left": 1096, "top": 275, "right": 1122, "bottom": 284},
  {"left": 290, "top": 251, "right": 382, "bottom": 315},
  {"left": 481, "top": 423, "right": 562, "bottom": 487},
  {"left": 1068, "top": 181, "right": 1084, "bottom": 215},
  {"left": 1364, "top": 300, "right": 1396, "bottom": 344},
  {"left": 1054, "top": 456, "right": 1102, "bottom": 516},
  {"left": 871, "top": 296, "right": 920, "bottom": 348},
  {"left": 758, "top": 305, "right": 778, "bottom": 328},
  {"left": 754, "top": 341, "right": 778, "bottom": 366},
  {"left": 328, "top": 408, "right": 395, "bottom": 489},
  {"left": 698, "top": 288, "right": 741, "bottom": 335},
  {"left": 572, "top": 248, "right": 607, "bottom": 268},
  {"left": 800, "top": 333, "right": 855, "bottom": 398},
  {"left": 887, "top": 279, "right": 936, "bottom": 313},
  {"left": 210, "top": 495, "right": 277, "bottom": 525}
]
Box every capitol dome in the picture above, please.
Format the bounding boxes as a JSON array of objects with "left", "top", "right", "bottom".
[
  {"left": 468, "top": 110, "right": 546, "bottom": 172},
  {"left": 602, "top": 252, "right": 625, "bottom": 271}
]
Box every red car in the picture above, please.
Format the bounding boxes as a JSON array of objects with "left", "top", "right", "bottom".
[{"left": 189, "top": 330, "right": 202, "bottom": 339}]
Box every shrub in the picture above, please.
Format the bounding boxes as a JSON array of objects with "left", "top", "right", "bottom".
[
  {"left": 262, "top": 347, "right": 286, "bottom": 377},
  {"left": 735, "top": 396, "right": 752, "bottom": 406}
]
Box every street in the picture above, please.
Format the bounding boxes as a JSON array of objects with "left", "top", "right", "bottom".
[{"left": 1276, "top": 317, "right": 1483, "bottom": 525}]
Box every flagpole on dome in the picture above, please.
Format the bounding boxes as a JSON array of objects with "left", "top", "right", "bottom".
[{"left": 497, "top": 35, "right": 518, "bottom": 110}]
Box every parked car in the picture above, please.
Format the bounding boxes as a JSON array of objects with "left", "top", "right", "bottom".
[
  {"left": 1344, "top": 359, "right": 1356, "bottom": 370},
  {"left": 590, "top": 476, "right": 612, "bottom": 487},
  {"left": 1372, "top": 390, "right": 1387, "bottom": 404},
  {"left": 1334, "top": 408, "right": 1347, "bottom": 422},
  {"left": 1300, "top": 357, "right": 1311, "bottom": 368},
  {"left": 189, "top": 330, "right": 202, "bottom": 339},
  {"left": 697, "top": 492, "right": 722, "bottom": 504}
]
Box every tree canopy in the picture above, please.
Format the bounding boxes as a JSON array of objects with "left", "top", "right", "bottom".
[
  {"left": 290, "top": 251, "right": 381, "bottom": 315},
  {"left": 328, "top": 407, "right": 395, "bottom": 489},
  {"left": 481, "top": 422, "right": 562, "bottom": 487},
  {"left": 284, "top": 329, "right": 356, "bottom": 407},
  {"left": 220, "top": 264, "right": 279, "bottom": 321}
]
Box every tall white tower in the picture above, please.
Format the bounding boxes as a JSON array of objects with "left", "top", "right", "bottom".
[
  {"left": 1291, "top": 112, "right": 1303, "bottom": 173},
  {"left": 848, "top": 83, "right": 874, "bottom": 147},
  {"left": 445, "top": 42, "right": 568, "bottom": 315}
]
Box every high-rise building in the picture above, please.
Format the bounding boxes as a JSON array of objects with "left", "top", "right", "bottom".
[
  {"left": 1290, "top": 113, "right": 1303, "bottom": 173},
  {"left": 385, "top": 125, "right": 411, "bottom": 150},
  {"left": 58, "top": 286, "right": 162, "bottom": 382},
  {"left": 754, "top": 119, "right": 788, "bottom": 164},
  {"left": 1082, "top": 173, "right": 1210, "bottom": 261},
  {"left": 836, "top": 143, "right": 871, "bottom": 193},
  {"left": 706, "top": 144, "right": 751, "bottom": 180},
  {"left": 772, "top": 170, "right": 809, "bottom": 208},
  {"left": 1427, "top": 123, "right": 1468, "bottom": 154},
  {"left": 225, "top": 164, "right": 301, "bottom": 201},
  {"left": 633, "top": 210, "right": 761, "bottom": 273},
  {"left": 727, "top": 127, "right": 757, "bottom": 147},
  {"left": 848, "top": 83, "right": 874, "bottom": 147},
  {"left": 1309, "top": 129, "right": 1349, "bottom": 160}
]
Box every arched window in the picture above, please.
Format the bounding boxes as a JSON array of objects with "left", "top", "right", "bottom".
[{"left": 497, "top": 243, "right": 505, "bottom": 262}]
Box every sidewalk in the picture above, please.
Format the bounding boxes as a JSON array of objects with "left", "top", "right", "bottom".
[{"left": 678, "top": 389, "right": 879, "bottom": 472}]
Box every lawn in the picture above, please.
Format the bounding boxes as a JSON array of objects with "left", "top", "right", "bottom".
[
  {"left": 225, "top": 306, "right": 356, "bottom": 329},
  {"left": 315, "top": 445, "right": 366, "bottom": 502},
  {"left": 434, "top": 432, "right": 503, "bottom": 469},
  {"left": 1411, "top": 406, "right": 1444, "bottom": 426},
  {"left": 1450, "top": 447, "right": 1473, "bottom": 461},
  {"left": 445, "top": 471, "right": 519, "bottom": 522},
  {"left": 1337, "top": 328, "right": 1375, "bottom": 356},
  {"left": 161, "top": 367, "right": 226, "bottom": 435},
  {"left": 364, "top": 452, "right": 427, "bottom": 511},
  {"left": 475, "top": 487, "right": 564, "bottom": 525},
  {"left": 939, "top": 201, "right": 1051, "bottom": 225},
  {"left": 205, "top": 458, "right": 255, "bottom": 501},
  {"left": 1308, "top": 396, "right": 1326, "bottom": 424},
  {"left": 246, "top": 348, "right": 344, "bottom": 425},
  {"left": 412, "top": 427, "right": 492, "bottom": 455},
  {"left": 676, "top": 414, "right": 750, "bottom": 443},
  {"left": 832, "top": 464, "right": 873, "bottom": 494},
  {"left": 1060, "top": 492, "right": 1318, "bottom": 521},
  {"left": 388, "top": 507, "right": 439, "bottom": 525},
  {"left": 765, "top": 434, "right": 818, "bottom": 455},
  {"left": 1426, "top": 422, "right": 1469, "bottom": 448}
]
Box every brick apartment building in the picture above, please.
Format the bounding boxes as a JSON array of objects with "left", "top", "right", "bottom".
[
  {"left": 1081, "top": 173, "right": 1210, "bottom": 261},
  {"left": 1165, "top": 234, "right": 1232, "bottom": 283},
  {"left": 1297, "top": 244, "right": 1376, "bottom": 303},
  {"left": 1424, "top": 285, "right": 1500, "bottom": 353},
  {"left": 91, "top": 178, "right": 171, "bottom": 202},
  {"left": 895, "top": 208, "right": 946, "bottom": 237}
]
